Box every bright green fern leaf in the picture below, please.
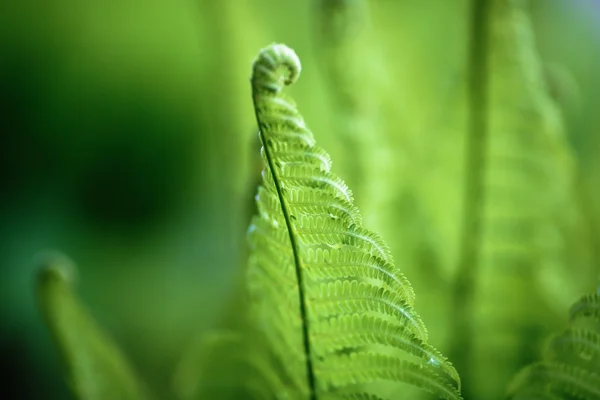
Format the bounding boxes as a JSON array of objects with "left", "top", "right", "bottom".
[
  {"left": 243, "top": 43, "right": 462, "bottom": 400},
  {"left": 36, "top": 252, "right": 151, "bottom": 400},
  {"left": 506, "top": 292, "right": 600, "bottom": 399}
]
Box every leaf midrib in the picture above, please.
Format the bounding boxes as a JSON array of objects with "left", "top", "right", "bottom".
[{"left": 255, "top": 105, "right": 317, "bottom": 399}]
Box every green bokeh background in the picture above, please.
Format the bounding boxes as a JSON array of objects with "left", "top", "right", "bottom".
[{"left": 0, "top": 1, "right": 598, "bottom": 399}]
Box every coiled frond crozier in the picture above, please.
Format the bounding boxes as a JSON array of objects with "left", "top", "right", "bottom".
[{"left": 245, "top": 43, "right": 462, "bottom": 400}]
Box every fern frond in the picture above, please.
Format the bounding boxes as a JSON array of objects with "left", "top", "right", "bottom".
[
  {"left": 314, "top": 0, "right": 403, "bottom": 244},
  {"left": 243, "top": 43, "right": 462, "bottom": 400},
  {"left": 449, "top": 1, "right": 587, "bottom": 397},
  {"left": 506, "top": 292, "right": 600, "bottom": 399},
  {"left": 36, "top": 252, "right": 151, "bottom": 400}
]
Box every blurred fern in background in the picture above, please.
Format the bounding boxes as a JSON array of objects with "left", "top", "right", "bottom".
[{"left": 0, "top": 0, "right": 599, "bottom": 399}]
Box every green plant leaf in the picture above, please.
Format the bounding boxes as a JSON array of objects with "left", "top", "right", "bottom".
[
  {"left": 233, "top": 43, "right": 462, "bottom": 400},
  {"left": 36, "top": 252, "right": 151, "bottom": 400},
  {"left": 172, "top": 331, "right": 273, "bottom": 400},
  {"left": 314, "top": 0, "right": 398, "bottom": 223},
  {"left": 506, "top": 292, "right": 600, "bottom": 399},
  {"left": 448, "top": 1, "right": 588, "bottom": 397}
]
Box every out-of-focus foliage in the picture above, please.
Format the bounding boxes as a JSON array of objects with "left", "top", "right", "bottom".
[
  {"left": 36, "top": 253, "right": 151, "bottom": 400},
  {"left": 507, "top": 291, "right": 600, "bottom": 399},
  {"left": 447, "top": 1, "right": 588, "bottom": 398},
  {"left": 0, "top": 0, "right": 599, "bottom": 399}
]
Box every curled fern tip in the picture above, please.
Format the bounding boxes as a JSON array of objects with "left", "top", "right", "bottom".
[
  {"left": 252, "top": 44, "right": 302, "bottom": 93},
  {"left": 35, "top": 250, "right": 77, "bottom": 287}
]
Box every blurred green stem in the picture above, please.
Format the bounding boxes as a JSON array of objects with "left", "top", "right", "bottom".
[{"left": 449, "top": 0, "right": 489, "bottom": 396}]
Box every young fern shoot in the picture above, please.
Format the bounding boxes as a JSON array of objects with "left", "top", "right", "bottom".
[{"left": 246, "top": 43, "right": 462, "bottom": 399}]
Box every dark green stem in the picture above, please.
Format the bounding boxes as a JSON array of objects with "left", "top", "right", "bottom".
[
  {"left": 449, "top": 0, "right": 489, "bottom": 397},
  {"left": 253, "top": 96, "right": 317, "bottom": 400}
]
